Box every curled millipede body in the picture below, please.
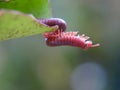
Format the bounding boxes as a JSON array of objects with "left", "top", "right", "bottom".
[
  {"left": 38, "top": 18, "right": 67, "bottom": 32},
  {"left": 44, "top": 30, "right": 100, "bottom": 50},
  {"left": 39, "top": 18, "right": 100, "bottom": 50}
]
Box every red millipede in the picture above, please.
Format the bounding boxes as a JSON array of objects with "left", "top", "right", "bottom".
[
  {"left": 38, "top": 18, "right": 100, "bottom": 50},
  {"left": 38, "top": 18, "right": 67, "bottom": 32}
]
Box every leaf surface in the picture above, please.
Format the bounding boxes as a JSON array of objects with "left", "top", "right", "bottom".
[{"left": 0, "top": 10, "right": 57, "bottom": 41}]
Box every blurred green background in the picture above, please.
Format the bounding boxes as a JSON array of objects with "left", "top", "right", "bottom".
[{"left": 0, "top": 0, "right": 120, "bottom": 90}]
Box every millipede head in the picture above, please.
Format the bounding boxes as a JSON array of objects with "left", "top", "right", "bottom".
[{"left": 83, "top": 41, "right": 100, "bottom": 50}]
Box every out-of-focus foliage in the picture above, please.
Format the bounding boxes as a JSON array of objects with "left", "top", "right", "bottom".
[
  {"left": 0, "top": 0, "right": 51, "bottom": 18},
  {"left": 50, "top": 0, "right": 120, "bottom": 90},
  {"left": 0, "top": 0, "right": 120, "bottom": 90}
]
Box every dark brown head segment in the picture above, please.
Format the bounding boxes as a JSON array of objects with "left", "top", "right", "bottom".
[{"left": 38, "top": 18, "right": 67, "bottom": 31}]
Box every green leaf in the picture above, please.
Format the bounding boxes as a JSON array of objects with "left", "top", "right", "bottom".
[
  {"left": 0, "top": 10, "right": 58, "bottom": 41},
  {"left": 0, "top": 0, "right": 51, "bottom": 18},
  {"left": 0, "top": 0, "right": 55, "bottom": 41}
]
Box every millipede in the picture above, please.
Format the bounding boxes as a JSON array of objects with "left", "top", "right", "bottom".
[
  {"left": 38, "top": 18, "right": 67, "bottom": 32},
  {"left": 38, "top": 18, "right": 100, "bottom": 50}
]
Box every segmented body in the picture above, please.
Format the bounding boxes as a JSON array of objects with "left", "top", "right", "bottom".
[
  {"left": 38, "top": 18, "right": 100, "bottom": 50},
  {"left": 38, "top": 18, "right": 67, "bottom": 32}
]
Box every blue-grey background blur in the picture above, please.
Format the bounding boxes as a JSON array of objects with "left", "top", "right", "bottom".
[{"left": 0, "top": 0, "right": 120, "bottom": 90}]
